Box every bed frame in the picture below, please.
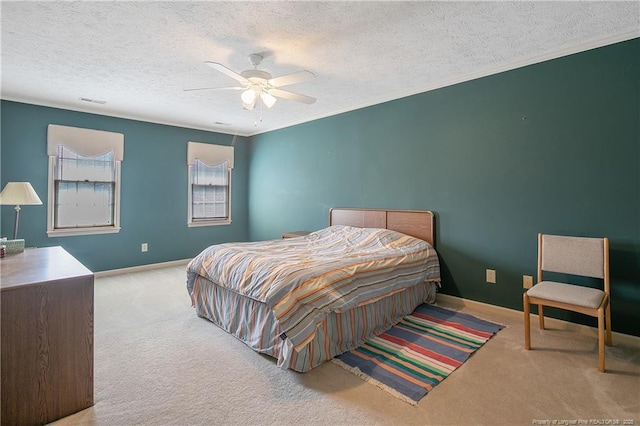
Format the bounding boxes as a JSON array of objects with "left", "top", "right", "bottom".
[{"left": 329, "top": 208, "right": 435, "bottom": 246}]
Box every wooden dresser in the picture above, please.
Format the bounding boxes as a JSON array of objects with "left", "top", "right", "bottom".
[{"left": 1, "top": 246, "right": 94, "bottom": 425}]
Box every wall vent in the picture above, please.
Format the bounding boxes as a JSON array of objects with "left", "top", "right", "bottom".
[{"left": 79, "top": 97, "right": 107, "bottom": 104}]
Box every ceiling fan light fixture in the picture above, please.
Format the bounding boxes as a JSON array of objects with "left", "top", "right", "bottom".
[
  {"left": 260, "top": 92, "right": 277, "bottom": 108},
  {"left": 241, "top": 88, "right": 256, "bottom": 104},
  {"left": 190, "top": 55, "right": 317, "bottom": 114}
]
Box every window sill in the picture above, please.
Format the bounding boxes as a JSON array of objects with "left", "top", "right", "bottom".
[
  {"left": 188, "top": 220, "right": 232, "bottom": 228},
  {"left": 47, "top": 227, "right": 121, "bottom": 238}
]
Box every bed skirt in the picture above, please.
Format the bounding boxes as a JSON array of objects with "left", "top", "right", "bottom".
[{"left": 191, "top": 275, "right": 438, "bottom": 372}]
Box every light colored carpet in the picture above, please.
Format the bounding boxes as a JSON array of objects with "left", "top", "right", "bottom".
[{"left": 53, "top": 265, "right": 640, "bottom": 426}]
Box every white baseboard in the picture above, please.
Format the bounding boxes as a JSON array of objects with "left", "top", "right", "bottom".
[
  {"left": 436, "top": 293, "right": 640, "bottom": 347},
  {"left": 94, "top": 258, "right": 191, "bottom": 278}
]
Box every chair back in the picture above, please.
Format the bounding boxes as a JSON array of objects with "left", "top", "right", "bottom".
[{"left": 539, "top": 234, "right": 608, "bottom": 281}]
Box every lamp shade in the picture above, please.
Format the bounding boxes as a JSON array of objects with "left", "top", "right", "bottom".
[
  {"left": 260, "top": 92, "right": 277, "bottom": 108},
  {"left": 241, "top": 88, "right": 256, "bottom": 104},
  {"left": 0, "top": 182, "right": 43, "bottom": 206},
  {"left": 242, "top": 100, "right": 256, "bottom": 111}
]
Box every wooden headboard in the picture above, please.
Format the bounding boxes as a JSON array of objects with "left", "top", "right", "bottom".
[{"left": 329, "top": 208, "right": 435, "bottom": 247}]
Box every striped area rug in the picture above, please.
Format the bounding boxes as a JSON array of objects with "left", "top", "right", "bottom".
[{"left": 332, "top": 304, "right": 504, "bottom": 405}]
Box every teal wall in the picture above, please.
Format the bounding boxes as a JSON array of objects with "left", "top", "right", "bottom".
[
  {"left": 0, "top": 101, "right": 249, "bottom": 272},
  {"left": 248, "top": 39, "right": 640, "bottom": 336},
  {"left": 2, "top": 39, "right": 638, "bottom": 336}
]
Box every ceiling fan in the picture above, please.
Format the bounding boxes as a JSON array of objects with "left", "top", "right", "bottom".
[{"left": 185, "top": 54, "right": 316, "bottom": 110}]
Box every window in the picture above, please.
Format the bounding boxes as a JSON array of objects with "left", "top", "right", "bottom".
[
  {"left": 187, "top": 142, "right": 234, "bottom": 226},
  {"left": 54, "top": 146, "right": 115, "bottom": 228},
  {"left": 191, "top": 160, "right": 229, "bottom": 220},
  {"left": 47, "top": 124, "right": 124, "bottom": 237}
]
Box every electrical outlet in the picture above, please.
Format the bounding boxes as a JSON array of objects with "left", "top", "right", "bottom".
[
  {"left": 486, "top": 269, "right": 496, "bottom": 284},
  {"left": 523, "top": 275, "right": 533, "bottom": 289},
  {"left": 141, "top": 243, "right": 148, "bottom": 252}
]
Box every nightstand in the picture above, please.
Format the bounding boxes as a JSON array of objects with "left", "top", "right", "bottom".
[{"left": 281, "top": 231, "right": 311, "bottom": 239}]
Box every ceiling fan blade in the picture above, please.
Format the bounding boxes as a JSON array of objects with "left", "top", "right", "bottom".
[
  {"left": 269, "top": 88, "right": 316, "bottom": 105},
  {"left": 183, "top": 86, "right": 244, "bottom": 92},
  {"left": 268, "top": 70, "right": 315, "bottom": 88},
  {"left": 205, "top": 61, "right": 249, "bottom": 85}
]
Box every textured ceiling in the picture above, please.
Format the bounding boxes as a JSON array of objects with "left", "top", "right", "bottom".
[{"left": 1, "top": 2, "right": 638, "bottom": 137}]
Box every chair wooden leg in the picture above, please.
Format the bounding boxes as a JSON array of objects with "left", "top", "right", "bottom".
[
  {"left": 605, "top": 302, "right": 612, "bottom": 346},
  {"left": 598, "top": 308, "right": 605, "bottom": 372},
  {"left": 538, "top": 304, "right": 545, "bottom": 329},
  {"left": 524, "top": 293, "right": 531, "bottom": 350}
]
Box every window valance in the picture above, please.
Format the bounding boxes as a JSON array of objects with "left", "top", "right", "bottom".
[
  {"left": 187, "top": 142, "right": 234, "bottom": 169},
  {"left": 47, "top": 124, "right": 124, "bottom": 161}
]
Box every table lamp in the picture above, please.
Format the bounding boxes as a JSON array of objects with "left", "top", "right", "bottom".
[{"left": 0, "top": 182, "right": 43, "bottom": 240}]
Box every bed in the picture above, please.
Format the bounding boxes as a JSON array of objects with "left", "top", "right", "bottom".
[{"left": 186, "top": 208, "right": 441, "bottom": 372}]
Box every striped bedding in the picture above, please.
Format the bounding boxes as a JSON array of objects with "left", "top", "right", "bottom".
[{"left": 187, "top": 225, "right": 441, "bottom": 371}]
